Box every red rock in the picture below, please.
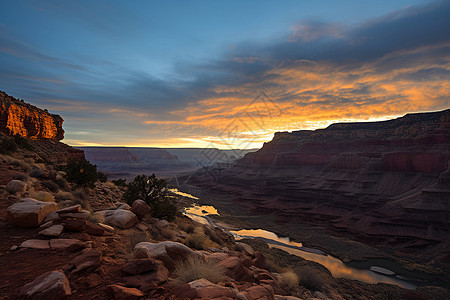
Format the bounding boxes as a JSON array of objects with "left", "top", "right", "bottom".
[
  {"left": 173, "top": 279, "right": 234, "bottom": 300},
  {"left": 217, "top": 256, "right": 254, "bottom": 282},
  {"left": 7, "top": 198, "right": 57, "bottom": 227},
  {"left": 235, "top": 242, "right": 255, "bottom": 257},
  {"left": 131, "top": 199, "right": 151, "bottom": 219},
  {"left": 122, "top": 263, "right": 169, "bottom": 292},
  {"left": 0, "top": 91, "right": 64, "bottom": 140},
  {"left": 253, "top": 252, "right": 267, "bottom": 269},
  {"left": 19, "top": 270, "right": 71, "bottom": 299},
  {"left": 108, "top": 284, "right": 144, "bottom": 300},
  {"left": 56, "top": 205, "right": 82, "bottom": 214},
  {"left": 85, "top": 221, "right": 105, "bottom": 235},
  {"left": 122, "top": 258, "right": 162, "bottom": 275},
  {"left": 69, "top": 248, "right": 101, "bottom": 273},
  {"left": 243, "top": 284, "right": 275, "bottom": 300},
  {"left": 63, "top": 218, "right": 86, "bottom": 232}
]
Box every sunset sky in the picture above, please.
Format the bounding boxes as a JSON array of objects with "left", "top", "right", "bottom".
[{"left": 0, "top": 0, "right": 449, "bottom": 149}]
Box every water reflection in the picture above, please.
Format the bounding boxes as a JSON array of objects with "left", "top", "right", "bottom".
[
  {"left": 183, "top": 204, "right": 219, "bottom": 225},
  {"left": 270, "top": 244, "right": 416, "bottom": 290},
  {"left": 169, "top": 188, "right": 199, "bottom": 199},
  {"left": 231, "top": 229, "right": 303, "bottom": 248}
]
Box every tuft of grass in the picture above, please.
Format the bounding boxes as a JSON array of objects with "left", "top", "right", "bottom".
[
  {"left": 29, "top": 190, "right": 55, "bottom": 202},
  {"left": 184, "top": 233, "right": 208, "bottom": 250},
  {"left": 279, "top": 270, "right": 299, "bottom": 291},
  {"left": 87, "top": 213, "right": 105, "bottom": 224},
  {"left": 296, "top": 267, "right": 325, "bottom": 291},
  {"left": 55, "top": 190, "right": 75, "bottom": 202},
  {"left": 0, "top": 155, "right": 31, "bottom": 171},
  {"left": 173, "top": 255, "right": 226, "bottom": 284},
  {"left": 55, "top": 175, "right": 69, "bottom": 190}
]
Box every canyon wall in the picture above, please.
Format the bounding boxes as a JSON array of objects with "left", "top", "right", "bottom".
[
  {"left": 0, "top": 91, "right": 64, "bottom": 140},
  {"left": 185, "top": 109, "right": 450, "bottom": 257}
]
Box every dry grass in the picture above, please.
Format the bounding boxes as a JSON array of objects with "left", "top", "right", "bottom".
[
  {"left": 173, "top": 255, "right": 226, "bottom": 284},
  {"left": 279, "top": 270, "right": 299, "bottom": 291},
  {"left": 121, "top": 228, "right": 152, "bottom": 259},
  {"left": 0, "top": 154, "right": 31, "bottom": 171},
  {"left": 87, "top": 213, "right": 105, "bottom": 224},
  {"left": 55, "top": 190, "right": 75, "bottom": 202},
  {"left": 29, "top": 190, "right": 55, "bottom": 202},
  {"left": 184, "top": 233, "right": 208, "bottom": 250},
  {"left": 296, "top": 267, "right": 325, "bottom": 291}
]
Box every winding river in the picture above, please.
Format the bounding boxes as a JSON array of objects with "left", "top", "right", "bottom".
[{"left": 173, "top": 189, "right": 444, "bottom": 290}]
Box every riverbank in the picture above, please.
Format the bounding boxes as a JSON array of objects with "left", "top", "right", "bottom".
[{"left": 174, "top": 185, "right": 450, "bottom": 287}]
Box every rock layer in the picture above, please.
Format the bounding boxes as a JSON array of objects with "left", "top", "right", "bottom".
[
  {"left": 186, "top": 109, "right": 450, "bottom": 256},
  {"left": 0, "top": 91, "right": 64, "bottom": 140}
]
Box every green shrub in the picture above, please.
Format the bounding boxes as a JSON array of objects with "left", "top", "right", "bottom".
[
  {"left": 173, "top": 255, "right": 226, "bottom": 284},
  {"left": 123, "top": 174, "right": 177, "bottom": 221},
  {"left": 112, "top": 178, "right": 127, "bottom": 187},
  {"left": 65, "top": 158, "right": 103, "bottom": 188}
]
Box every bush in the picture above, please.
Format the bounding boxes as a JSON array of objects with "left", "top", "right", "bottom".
[
  {"left": 65, "top": 158, "right": 104, "bottom": 188},
  {"left": 123, "top": 174, "right": 178, "bottom": 221},
  {"left": 112, "top": 178, "right": 127, "bottom": 187},
  {"left": 279, "top": 270, "right": 299, "bottom": 291},
  {"left": 55, "top": 190, "right": 75, "bottom": 202},
  {"left": 0, "top": 137, "right": 17, "bottom": 154},
  {"left": 185, "top": 233, "right": 208, "bottom": 250},
  {"left": 296, "top": 267, "right": 325, "bottom": 291},
  {"left": 29, "top": 190, "right": 55, "bottom": 202},
  {"left": 41, "top": 180, "right": 59, "bottom": 192},
  {"left": 55, "top": 175, "right": 69, "bottom": 189},
  {"left": 173, "top": 255, "right": 226, "bottom": 284}
]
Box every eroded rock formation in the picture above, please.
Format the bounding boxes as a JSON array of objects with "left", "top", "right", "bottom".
[
  {"left": 0, "top": 91, "right": 64, "bottom": 140},
  {"left": 186, "top": 109, "right": 450, "bottom": 256}
]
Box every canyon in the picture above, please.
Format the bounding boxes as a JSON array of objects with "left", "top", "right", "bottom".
[{"left": 184, "top": 109, "right": 450, "bottom": 264}]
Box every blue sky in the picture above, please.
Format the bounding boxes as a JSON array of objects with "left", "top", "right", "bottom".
[{"left": 0, "top": 0, "right": 448, "bottom": 148}]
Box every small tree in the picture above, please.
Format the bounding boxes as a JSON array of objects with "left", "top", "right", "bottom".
[
  {"left": 123, "top": 174, "right": 177, "bottom": 221},
  {"left": 65, "top": 158, "right": 103, "bottom": 188}
]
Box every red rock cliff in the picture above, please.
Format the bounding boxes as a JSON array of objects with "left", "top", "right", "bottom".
[{"left": 0, "top": 91, "right": 64, "bottom": 140}]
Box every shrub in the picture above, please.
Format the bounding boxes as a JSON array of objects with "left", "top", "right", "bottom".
[
  {"left": 173, "top": 255, "right": 226, "bottom": 284},
  {"left": 55, "top": 175, "right": 69, "bottom": 189},
  {"left": 41, "top": 180, "right": 59, "bottom": 192},
  {"left": 55, "top": 190, "right": 75, "bottom": 202},
  {"left": 279, "top": 270, "right": 299, "bottom": 291},
  {"left": 29, "top": 167, "right": 45, "bottom": 178},
  {"left": 29, "top": 190, "right": 55, "bottom": 202},
  {"left": 185, "top": 233, "right": 208, "bottom": 250},
  {"left": 87, "top": 212, "right": 105, "bottom": 224},
  {"left": 112, "top": 178, "right": 127, "bottom": 187},
  {"left": 65, "top": 158, "right": 104, "bottom": 188},
  {"left": 296, "top": 267, "right": 325, "bottom": 291},
  {"left": 123, "top": 174, "right": 178, "bottom": 221},
  {"left": 0, "top": 137, "right": 17, "bottom": 154}
]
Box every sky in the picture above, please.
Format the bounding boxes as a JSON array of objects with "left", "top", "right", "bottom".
[{"left": 0, "top": 0, "right": 449, "bottom": 149}]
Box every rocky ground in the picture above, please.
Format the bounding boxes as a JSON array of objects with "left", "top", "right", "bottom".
[{"left": 1, "top": 148, "right": 450, "bottom": 300}]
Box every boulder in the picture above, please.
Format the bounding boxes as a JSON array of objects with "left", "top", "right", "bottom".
[
  {"left": 235, "top": 242, "right": 255, "bottom": 257},
  {"left": 97, "top": 209, "right": 138, "bottom": 229},
  {"left": 131, "top": 199, "right": 151, "bottom": 219},
  {"left": 44, "top": 212, "right": 60, "bottom": 223},
  {"left": 217, "top": 256, "right": 254, "bottom": 282},
  {"left": 85, "top": 221, "right": 106, "bottom": 235},
  {"left": 243, "top": 284, "right": 275, "bottom": 300},
  {"left": 19, "top": 270, "right": 71, "bottom": 299},
  {"left": 39, "top": 225, "right": 64, "bottom": 237},
  {"left": 63, "top": 218, "right": 86, "bottom": 232},
  {"left": 69, "top": 248, "right": 101, "bottom": 273},
  {"left": 134, "top": 241, "right": 196, "bottom": 270},
  {"left": 7, "top": 198, "right": 57, "bottom": 227},
  {"left": 108, "top": 284, "right": 143, "bottom": 300},
  {"left": 122, "top": 258, "right": 162, "bottom": 275},
  {"left": 6, "top": 180, "right": 26, "bottom": 194},
  {"left": 59, "top": 210, "right": 90, "bottom": 219},
  {"left": 173, "top": 278, "right": 234, "bottom": 299}
]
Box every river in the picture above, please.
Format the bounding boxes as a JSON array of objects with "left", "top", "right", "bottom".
[{"left": 171, "top": 189, "right": 444, "bottom": 290}]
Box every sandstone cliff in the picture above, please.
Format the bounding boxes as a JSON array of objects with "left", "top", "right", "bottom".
[
  {"left": 0, "top": 91, "right": 64, "bottom": 140},
  {"left": 185, "top": 109, "right": 450, "bottom": 259}
]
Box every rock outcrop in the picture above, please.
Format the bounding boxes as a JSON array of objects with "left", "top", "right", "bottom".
[
  {"left": 0, "top": 91, "right": 64, "bottom": 140},
  {"left": 185, "top": 109, "right": 450, "bottom": 256},
  {"left": 7, "top": 198, "right": 58, "bottom": 227}
]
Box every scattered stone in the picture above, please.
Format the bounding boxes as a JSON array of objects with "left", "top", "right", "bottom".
[
  {"left": 7, "top": 198, "right": 57, "bottom": 227},
  {"left": 122, "top": 258, "right": 162, "bottom": 275},
  {"left": 9, "top": 245, "right": 18, "bottom": 251},
  {"left": 235, "top": 242, "right": 255, "bottom": 257},
  {"left": 50, "top": 239, "right": 81, "bottom": 249},
  {"left": 40, "top": 220, "right": 53, "bottom": 228},
  {"left": 274, "top": 296, "right": 303, "bottom": 300},
  {"left": 44, "top": 212, "right": 60, "bottom": 223},
  {"left": 69, "top": 248, "right": 101, "bottom": 273},
  {"left": 217, "top": 256, "right": 254, "bottom": 282},
  {"left": 134, "top": 241, "right": 196, "bottom": 270},
  {"left": 131, "top": 199, "right": 151, "bottom": 219},
  {"left": 243, "top": 284, "right": 275, "bottom": 300},
  {"left": 20, "top": 270, "right": 71, "bottom": 300},
  {"left": 19, "top": 239, "right": 50, "bottom": 249},
  {"left": 173, "top": 278, "right": 234, "bottom": 299},
  {"left": 97, "top": 209, "right": 138, "bottom": 229},
  {"left": 39, "top": 224, "right": 64, "bottom": 237},
  {"left": 59, "top": 210, "right": 90, "bottom": 219},
  {"left": 63, "top": 218, "right": 86, "bottom": 232},
  {"left": 85, "top": 221, "right": 106, "bottom": 235},
  {"left": 108, "top": 284, "right": 144, "bottom": 300},
  {"left": 116, "top": 202, "right": 131, "bottom": 210},
  {"left": 135, "top": 222, "right": 148, "bottom": 231},
  {"left": 56, "top": 205, "right": 82, "bottom": 214},
  {"left": 97, "top": 223, "right": 114, "bottom": 232},
  {"left": 6, "top": 179, "right": 27, "bottom": 194},
  {"left": 155, "top": 219, "right": 169, "bottom": 229},
  {"left": 122, "top": 264, "right": 169, "bottom": 292}
]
